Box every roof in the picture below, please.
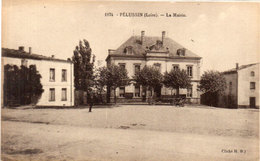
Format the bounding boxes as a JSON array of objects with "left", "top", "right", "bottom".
[
  {"left": 107, "top": 36, "right": 201, "bottom": 60},
  {"left": 2, "top": 48, "right": 72, "bottom": 63},
  {"left": 222, "top": 63, "right": 259, "bottom": 74}
]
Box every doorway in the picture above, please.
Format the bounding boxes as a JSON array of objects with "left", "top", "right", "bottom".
[
  {"left": 250, "top": 97, "right": 256, "bottom": 108},
  {"left": 154, "top": 85, "right": 161, "bottom": 98}
]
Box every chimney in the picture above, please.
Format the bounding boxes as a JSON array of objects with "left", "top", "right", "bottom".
[
  {"left": 51, "top": 55, "right": 55, "bottom": 58},
  {"left": 141, "top": 31, "right": 145, "bottom": 45},
  {"left": 108, "top": 49, "right": 115, "bottom": 55},
  {"left": 18, "top": 46, "right": 24, "bottom": 51},
  {"left": 162, "top": 31, "right": 166, "bottom": 45},
  {"left": 236, "top": 63, "right": 239, "bottom": 70},
  {"left": 29, "top": 47, "right": 32, "bottom": 54}
]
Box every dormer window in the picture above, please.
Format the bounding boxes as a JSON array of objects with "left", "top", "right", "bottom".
[
  {"left": 156, "top": 40, "right": 163, "bottom": 48},
  {"left": 177, "top": 48, "right": 186, "bottom": 56},
  {"left": 124, "top": 46, "right": 133, "bottom": 55}
]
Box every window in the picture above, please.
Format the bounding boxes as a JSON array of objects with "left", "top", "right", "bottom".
[
  {"left": 187, "top": 87, "right": 192, "bottom": 98},
  {"left": 134, "top": 64, "right": 141, "bottom": 75},
  {"left": 119, "top": 63, "right": 126, "bottom": 69},
  {"left": 126, "top": 46, "right": 133, "bottom": 55},
  {"left": 119, "top": 87, "right": 125, "bottom": 97},
  {"left": 153, "top": 63, "right": 161, "bottom": 71},
  {"left": 50, "top": 68, "right": 55, "bottom": 81},
  {"left": 62, "top": 69, "right": 67, "bottom": 82},
  {"left": 21, "top": 59, "right": 28, "bottom": 67},
  {"left": 61, "top": 88, "right": 67, "bottom": 101},
  {"left": 134, "top": 85, "right": 140, "bottom": 97},
  {"left": 187, "top": 66, "right": 193, "bottom": 77},
  {"left": 49, "top": 88, "right": 55, "bottom": 101},
  {"left": 172, "top": 65, "right": 179, "bottom": 71},
  {"left": 177, "top": 48, "right": 186, "bottom": 56},
  {"left": 250, "top": 82, "right": 255, "bottom": 89},
  {"left": 251, "top": 71, "right": 255, "bottom": 77}
]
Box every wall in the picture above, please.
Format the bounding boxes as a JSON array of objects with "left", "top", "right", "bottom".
[
  {"left": 237, "top": 64, "right": 259, "bottom": 108},
  {"left": 218, "top": 72, "right": 238, "bottom": 108},
  {"left": 2, "top": 57, "right": 74, "bottom": 107}
]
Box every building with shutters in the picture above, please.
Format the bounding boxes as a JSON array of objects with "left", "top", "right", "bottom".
[{"left": 106, "top": 31, "right": 202, "bottom": 103}]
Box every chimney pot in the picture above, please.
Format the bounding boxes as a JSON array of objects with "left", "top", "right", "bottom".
[
  {"left": 141, "top": 31, "right": 145, "bottom": 45},
  {"left": 29, "top": 47, "right": 32, "bottom": 54},
  {"left": 162, "top": 31, "right": 166, "bottom": 45},
  {"left": 236, "top": 63, "right": 239, "bottom": 70},
  {"left": 18, "top": 46, "right": 24, "bottom": 51}
]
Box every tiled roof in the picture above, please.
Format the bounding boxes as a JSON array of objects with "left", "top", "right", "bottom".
[
  {"left": 2, "top": 48, "right": 72, "bottom": 63},
  {"left": 222, "top": 63, "right": 259, "bottom": 74},
  {"left": 108, "top": 36, "right": 201, "bottom": 59}
]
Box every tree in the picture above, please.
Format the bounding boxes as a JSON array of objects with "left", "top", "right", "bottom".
[
  {"left": 163, "top": 68, "right": 191, "bottom": 97},
  {"left": 72, "top": 39, "right": 95, "bottom": 94},
  {"left": 103, "top": 64, "right": 129, "bottom": 104},
  {"left": 4, "top": 64, "right": 43, "bottom": 106},
  {"left": 198, "top": 70, "right": 226, "bottom": 106},
  {"left": 93, "top": 66, "right": 108, "bottom": 103},
  {"left": 133, "top": 65, "right": 163, "bottom": 97},
  {"left": 28, "top": 65, "right": 44, "bottom": 104},
  {"left": 4, "top": 64, "right": 19, "bottom": 105}
]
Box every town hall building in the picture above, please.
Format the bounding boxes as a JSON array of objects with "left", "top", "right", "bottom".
[{"left": 106, "top": 31, "right": 202, "bottom": 103}]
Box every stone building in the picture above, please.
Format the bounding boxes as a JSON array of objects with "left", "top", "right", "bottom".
[
  {"left": 219, "top": 63, "right": 259, "bottom": 108},
  {"left": 1, "top": 47, "right": 74, "bottom": 107},
  {"left": 106, "top": 31, "right": 202, "bottom": 103}
]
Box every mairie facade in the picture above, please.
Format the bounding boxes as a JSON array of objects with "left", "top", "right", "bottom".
[
  {"left": 1, "top": 47, "right": 74, "bottom": 107},
  {"left": 106, "top": 31, "right": 202, "bottom": 103}
]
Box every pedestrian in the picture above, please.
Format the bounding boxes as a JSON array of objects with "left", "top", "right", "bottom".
[{"left": 89, "top": 93, "right": 94, "bottom": 112}]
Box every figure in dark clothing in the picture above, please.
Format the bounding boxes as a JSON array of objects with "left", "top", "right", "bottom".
[{"left": 89, "top": 94, "right": 94, "bottom": 112}]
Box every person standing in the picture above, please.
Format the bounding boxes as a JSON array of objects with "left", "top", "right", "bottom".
[{"left": 89, "top": 93, "right": 94, "bottom": 112}]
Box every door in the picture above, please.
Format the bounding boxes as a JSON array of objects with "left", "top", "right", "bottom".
[
  {"left": 154, "top": 85, "right": 161, "bottom": 98},
  {"left": 250, "top": 97, "right": 256, "bottom": 108}
]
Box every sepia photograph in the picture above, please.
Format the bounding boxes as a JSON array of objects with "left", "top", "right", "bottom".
[{"left": 1, "top": 1, "right": 259, "bottom": 161}]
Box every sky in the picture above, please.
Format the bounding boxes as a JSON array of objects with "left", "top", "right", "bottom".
[{"left": 2, "top": 1, "right": 259, "bottom": 72}]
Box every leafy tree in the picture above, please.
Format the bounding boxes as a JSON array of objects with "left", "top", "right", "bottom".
[
  {"left": 4, "top": 64, "right": 43, "bottom": 106},
  {"left": 93, "top": 66, "right": 108, "bottom": 103},
  {"left": 28, "top": 65, "right": 44, "bottom": 104},
  {"left": 163, "top": 68, "right": 191, "bottom": 97},
  {"left": 72, "top": 39, "right": 95, "bottom": 95},
  {"left": 4, "top": 64, "right": 19, "bottom": 105},
  {"left": 199, "top": 70, "right": 226, "bottom": 106},
  {"left": 103, "top": 64, "right": 130, "bottom": 104},
  {"left": 133, "top": 65, "right": 163, "bottom": 97}
]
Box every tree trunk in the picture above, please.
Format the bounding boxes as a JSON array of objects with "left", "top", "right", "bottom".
[
  {"left": 176, "top": 87, "right": 180, "bottom": 97},
  {"left": 114, "top": 88, "right": 117, "bottom": 104},
  {"left": 99, "top": 90, "right": 103, "bottom": 104},
  {"left": 150, "top": 87, "right": 154, "bottom": 104}
]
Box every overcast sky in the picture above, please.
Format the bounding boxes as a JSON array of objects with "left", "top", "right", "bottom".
[{"left": 2, "top": 1, "right": 259, "bottom": 72}]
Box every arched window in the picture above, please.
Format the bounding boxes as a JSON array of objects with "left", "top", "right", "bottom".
[{"left": 251, "top": 71, "right": 255, "bottom": 77}]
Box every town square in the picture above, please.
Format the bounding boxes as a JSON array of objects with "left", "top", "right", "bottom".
[
  {"left": 2, "top": 105, "right": 259, "bottom": 161},
  {"left": 1, "top": 1, "right": 259, "bottom": 161}
]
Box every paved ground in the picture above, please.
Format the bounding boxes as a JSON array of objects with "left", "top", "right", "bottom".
[{"left": 1, "top": 105, "right": 259, "bottom": 161}]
